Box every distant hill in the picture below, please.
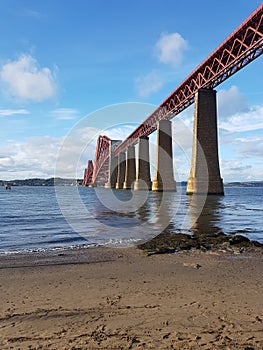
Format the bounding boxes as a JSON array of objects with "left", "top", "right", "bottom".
[
  {"left": 1, "top": 178, "right": 262, "bottom": 187},
  {"left": 0, "top": 178, "right": 82, "bottom": 187},
  {"left": 224, "top": 181, "right": 263, "bottom": 187}
]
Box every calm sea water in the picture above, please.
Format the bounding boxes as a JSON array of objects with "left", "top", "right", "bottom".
[{"left": 0, "top": 185, "right": 262, "bottom": 254}]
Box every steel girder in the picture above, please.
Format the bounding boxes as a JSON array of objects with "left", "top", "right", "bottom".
[
  {"left": 91, "top": 135, "right": 111, "bottom": 186},
  {"left": 82, "top": 160, "right": 94, "bottom": 186},
  {"left": 114, "top": 3, "right": 263, "bottom": 155}
]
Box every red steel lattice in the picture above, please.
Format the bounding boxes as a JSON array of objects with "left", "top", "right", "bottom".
[
  {"left": 82, "top": 160, "right": 94, "bottom": 186},
  {"left": 114, "top": 3, "right": 263, "bottom": 154},
  {"left": 91, "top": 135, "right": 111, "bottom": 185},
  {"left": 87, "top": 4, "right": 263, "bottom": 185}
]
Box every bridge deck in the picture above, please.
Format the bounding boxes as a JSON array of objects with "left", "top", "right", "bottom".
[{"left": 114, "top": 4, "right": 263, "bottom": 155}]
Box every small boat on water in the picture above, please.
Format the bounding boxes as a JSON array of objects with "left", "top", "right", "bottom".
[{"left": 5, "top": 184, "right": 11, "bottom": 190}]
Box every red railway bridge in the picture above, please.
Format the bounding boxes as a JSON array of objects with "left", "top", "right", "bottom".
[{"left": 83, "top": 4, "right": 263, "bottom": 194}]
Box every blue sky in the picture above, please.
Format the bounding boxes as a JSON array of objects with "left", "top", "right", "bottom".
[{"left": 0, "top": 0, "right": 262, "bottom": 181}]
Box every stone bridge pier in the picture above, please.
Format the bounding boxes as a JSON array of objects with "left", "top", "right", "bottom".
[
  {"left": 187, "top": 88, "right": 224, "bottom": 195},
  {"left": 134, "top": 136, "right": 152, "bottom": 190},
  {"left": 123, "top": 145, "right": 136, "bottom": 189},
  {"left": 115, "top": 152, "right": 126, "bottom": 189},
  {"left": 104, "top": 89, "right": 223, "bottom": 195},
  {"left": 105, "top": 140, "right": 122, "bottom": 189},
  {"left": 152, "top": 119, "right": 176, "bottom": 191}
]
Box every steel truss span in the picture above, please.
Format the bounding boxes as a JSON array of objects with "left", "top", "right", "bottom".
[
  {"left": 82, "top": 160, "right": 94, "bottom": 186},
  {"left": 91, "top": 135, "right": 111, "bottom": 185},
  {"left": 114, "top": 3, "right": 263, "bottom": 155}
]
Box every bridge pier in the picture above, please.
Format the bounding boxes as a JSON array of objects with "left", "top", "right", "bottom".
[
  {"left": 105, "top": 140, "right": 122, "bottom": 189},
  {"left": 115, "top": 152, "right": 126, "bottom": 189},
  {"left": 186, "top": 89, "right": 224, "bottom": 195},
  {"left": 123, "top": 145, "right": 136, "bottom": 189},
  {"left": 134, "top": 136, "right": 152, "bottom": 191},
  {"left": 152, "top": 120, "right": 176, "bottom": 191}
]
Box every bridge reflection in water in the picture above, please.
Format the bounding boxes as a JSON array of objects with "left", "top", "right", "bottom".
[
  {"left": 142, "top": 190, "right": 225, "bottom": 236},
  {"left": 187, "top": 195, "right": 224, "bottom": 235},
  {"left": 78, "top": 186, "right": 226, "bottom": 245}
]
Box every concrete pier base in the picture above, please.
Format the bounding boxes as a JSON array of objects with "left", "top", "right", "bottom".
[
  {"left": 134, "top": 136, "right": 152, "bottom": 191},
  {"left": 186, "top": 89, "right": 224, "bottom": 195},
  {"left": 186, "top": 178, "right": 224, "bottom": 195},
  {"left": 105, "top": 140, "right": 121, "bottom": 189},
  {"left": 123, "top": 146, "right": 136, "bottom": 190},
  {"left": 115, "top": 152, "right": 126, "bottom": 189},
  {"left": 152, "top": 120, "right": 176, "bottom": 191}
]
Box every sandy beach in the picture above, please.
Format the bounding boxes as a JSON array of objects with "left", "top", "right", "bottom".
[{"left": 0, "top": 246, "right": 263, "bottom": 350}]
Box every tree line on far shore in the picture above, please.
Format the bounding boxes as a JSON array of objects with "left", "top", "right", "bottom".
[{"left": 0, "top": 178, "right": 82, "bottom": 187}]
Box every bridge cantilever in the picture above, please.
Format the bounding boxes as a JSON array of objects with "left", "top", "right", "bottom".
[
  {"left": 84, "top": 4, "right": 263, "bottom": 192},
  {"left": 114, "top": 3, "right": 263, "bottom": 155}
]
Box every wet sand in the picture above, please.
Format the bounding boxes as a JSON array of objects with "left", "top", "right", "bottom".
[{"left": 0, "top": 247, "right": 263, "bottom": 349}]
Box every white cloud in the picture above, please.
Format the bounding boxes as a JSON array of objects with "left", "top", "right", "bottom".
[
  {"left": 0, "top": 54, "right": 57, "bottom": 102},
  {"left": 172, "top": 115, "right": 193, "bottom": 153},
  {"left": 155, "top": 32, "right": 188, "bottom": 66},
  {"left": 234, "top": 135, "right": 263, "bottom": 158},
  {"left": 221, "top": 159, "right": 252, "bottom": 180},
  {"left": 106, "top": 125, "right": 135, "bottom": 140},
  {"left": 0, "top": 109, "right": 30, "bottom": 117},
  {"left": 0, "top": 127, "right": 100, "bottom": 180},
  {"left": 0, "top": 136, "right": 62, "bottom": 179},
  {"left": 219, "top": 104, "right": 263, "bottom": 132},
  {"left": 220, "top": 157, "right": 263, "bottom": 182},
  {"left": 51, "top": 108, "right": 80, "bottom": 120},
  {"left": 134, "top": 32, "right": 187, "bottom": 98},
  {"left": 216, "top": 86, "right": 263, "bottom": 132},
  {"left": 218, "top": 85, "right": 248, "bottom": 119},
  {"left": 135, "top": 70, "right": 163, "bottom": 98}
]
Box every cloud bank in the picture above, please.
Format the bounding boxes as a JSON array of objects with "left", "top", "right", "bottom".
[
  {"left": 0, "top": 109, "right": 30, "bottom": 117},
  {"left": 0, "top": 54, "right": 57, "bottom": 102},
  {"left": 219, "top": 105, "right": 263, "bottom": 132},
  {"left": 51, "top": 108, "right": 80, "bottom": 120},
  {"left": 135, "top": 32, "right": 188, "bottom": 98},
  {"left": 155, "top": 32, "right": 188, "bottom": 66},
  {"left": 135, "top": 71, "right": 163, "bottom": 98}
]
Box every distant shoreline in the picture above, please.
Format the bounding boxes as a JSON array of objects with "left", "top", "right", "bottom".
[
  {"left": 1, "top": 177, "right": 263, "bottom": 187},
  {"left": 0, "top": 177, "right": 82, "bottom": 187}
]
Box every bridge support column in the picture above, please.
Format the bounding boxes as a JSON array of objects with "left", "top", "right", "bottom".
[
  {"left": 115, "top": 152, "right": 126, "bottom": 189},
  {"left": 105, "top": 140, "right": 121, "bottom": 189},
  {"left": 123, "top": 146, "right": 136, "bottom": 189},
  {"left": 186, "top": 89, "right": 224, "bottom": 195},
  {"left": 152, "top": 120, "right": 176, "bottom": 191},
  {"left": 134, "top": 136, "right": 152, "bottom": 190}
]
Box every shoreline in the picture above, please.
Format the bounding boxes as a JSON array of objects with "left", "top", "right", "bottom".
[
  {"left": 0, "top": 246, "right": 263, "bottom": 349},
  {"left": 1, "top": 229, "right": 262, "bottom": 262},
  {"left": 0, "top": 245, "right": 130, "bottom": 269},
  {"left": 0, "top": 241, "right": 262, "bottom": 266},
  {"left": 0, "top": 237, "right": 262, "bottom": 269}
]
